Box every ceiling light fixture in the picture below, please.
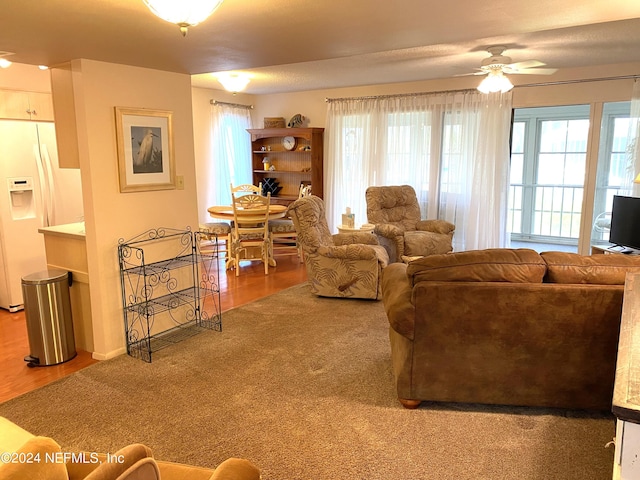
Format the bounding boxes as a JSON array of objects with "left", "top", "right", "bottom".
[
  {"left": 0, "top": 51, "right": 14, "bottom": 69},
  {"left": 143, "top": 0, "right": 224, "bottom": 36},
  {"left": 477, "top": 69, "right": 514, "bottom": 94},
  {"left": 217, "top": 72, "right": 251, "bottom": 94}
]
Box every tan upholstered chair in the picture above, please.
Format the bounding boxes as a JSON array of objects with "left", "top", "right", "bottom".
[
  {"left": 287, "top": 195, "right": 389, "bottom": 299},
  {"left": 365, "top": 185, "right": 455, "bottom": 263},
  {"left": 267, "top": 183, "right": 311, "bottom": 262}
]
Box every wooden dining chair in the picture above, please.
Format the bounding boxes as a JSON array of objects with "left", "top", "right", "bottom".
[
  {"left": 230, "top": 191, "right": 272, "bottom": 276},
  {"left": 199, "top": 222, "right": 232, "bottom": 258},
  {"left": 230, "top": 182, "right": 262, "bottom": 197}
]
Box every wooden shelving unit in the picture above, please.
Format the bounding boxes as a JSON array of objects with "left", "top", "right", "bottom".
[{"left": 248, "top": 127, "right": 324, "bottom": 205}]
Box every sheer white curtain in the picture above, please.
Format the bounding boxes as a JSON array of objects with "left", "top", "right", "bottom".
[
  {"left": 623, "top": 79, "right": 640, "bottom": 197},
  {"left": 325, "top": 90, "right": 512, "bottom": 251},
  {"left": 208, "top": 103, "right": 253, "bottom": 207}
]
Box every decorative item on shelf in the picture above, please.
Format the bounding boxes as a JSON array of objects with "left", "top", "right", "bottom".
[
  {"left": 300, "top": 145, "right": 311, "bottom": 151},
  {"left": 264, "top": 117, "right": 286, "bottom": 128},
  {"left": 282, "top": 135, "right": 296, "bottom": 151},
  {"left": 342, "top": 207, "right": 355, "bottom": 228},
  {"left": 288, "top": 114, "right": 306, "bottom": 128},
  {"left": 262, "top": 178, "right": 282, "bottom": 196},
  {"left": 300, "top": 181, "right": 312, "bottom": 197},
  {"left": 301, "top": 167, "right": 311, "bottom": 172},
  {"left": 269, "top": 165, "right": 276, "bottom": 171},
  {"left": 262, "top": 158, "right": 271, "bottom": 170}
]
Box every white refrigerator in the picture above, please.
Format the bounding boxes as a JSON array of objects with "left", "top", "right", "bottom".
[{"left": 0, "top": 120, "right": 84, "bottom": 311}]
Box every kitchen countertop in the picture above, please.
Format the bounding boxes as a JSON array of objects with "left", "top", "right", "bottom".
[{"left": 38, "top": 222, "right": 86, "bottom": 240}]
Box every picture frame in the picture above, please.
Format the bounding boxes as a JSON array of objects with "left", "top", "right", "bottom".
[{"left": 115, "top": 107, "right": 175, "bottom": 193}]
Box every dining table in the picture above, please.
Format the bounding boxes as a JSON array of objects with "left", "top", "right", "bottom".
[{"left": 207, "top": 203, "right": 288, "bottom": 270}]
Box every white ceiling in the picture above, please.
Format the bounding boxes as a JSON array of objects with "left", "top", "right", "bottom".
[{"left": 1, "top": 0, "right": 640, "bottom": 95}]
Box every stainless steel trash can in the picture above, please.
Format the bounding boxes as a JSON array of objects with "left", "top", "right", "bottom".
[{"left": 21, "top": 269, "right": 76, "bottom": 367}]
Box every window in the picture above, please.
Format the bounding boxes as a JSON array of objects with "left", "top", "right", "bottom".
[
  {"left": 509, "top": 102, "right": 631, "bottom": 252},
  {"left": 209, "top": 104, "right": 253, "bottom": 206},
  {"left": 592, "top": 102, "right": 632, "bottom": 244}
]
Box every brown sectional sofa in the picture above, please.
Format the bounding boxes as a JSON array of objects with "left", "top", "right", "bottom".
[
  {"left": 381, "top": 248, "right": 640, "bottom": 410},
  {"left": 0, "top": 416, "right": 261, "bottom": 480}
]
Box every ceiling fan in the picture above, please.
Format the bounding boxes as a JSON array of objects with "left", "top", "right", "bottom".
[{"left": 461, "top": 46, "right": 557, "bottom": 93}]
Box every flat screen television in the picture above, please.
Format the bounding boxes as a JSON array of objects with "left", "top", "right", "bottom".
[{"left": 609, "top": 195, "right": 640, "bottom": 252}]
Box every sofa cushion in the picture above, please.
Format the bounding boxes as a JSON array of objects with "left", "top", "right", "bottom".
[
  {"left": 0, "top": 436, "right": 68, "bottom": 480},
  {"left": 406, "top": 248, "right": 546, "bottom": 284},
  {"left": 210, "top": 458, "right": 262, "bottom": 480},
  {"left": 542, "top": 251, "right": 640, "bottom": 284},
  {"left": 82, "top": 443, "right": 158, "bottom": 480}
]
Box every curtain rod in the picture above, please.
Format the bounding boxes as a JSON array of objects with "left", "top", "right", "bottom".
[
  {"left": 210, "top": 100, "right": 254, "bottom": 109},
  {"left": 325, "top": 74, "right": 639, "bottom": 103},
  {"left": 325, "top": 88, "right": 476, "bottom": 103},
  {"left": 515, "top": 74, "right": 639, "bottom": 89}
]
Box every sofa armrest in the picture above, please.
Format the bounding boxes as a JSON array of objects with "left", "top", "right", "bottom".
[
  {"left": 0, "top": 417, "right": 34, "bottom": 453},
  {"left": 333, "top": 232, "right": 378, "bottom": 246},
  {"left": 416, "top": 219, "right": 455, "bottom": 235},
  {"left": 318, "top": 244, "right": 379, "bottom": 261},
  {"left": 209, "top": 458, "right": 261, "bottom": 480},
  {"left": 0, "top": 436, "right": 68, "bottom": 480},
  {"left": 381, "top": 263, "right": 415, "bottom": 340},
  {"left": 373, "top": 223, "right": 403, "bottom": 238}
]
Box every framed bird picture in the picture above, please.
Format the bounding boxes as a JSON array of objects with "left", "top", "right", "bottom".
[{"left": 115, "top": 107, "right": 175, "bottom": 192}]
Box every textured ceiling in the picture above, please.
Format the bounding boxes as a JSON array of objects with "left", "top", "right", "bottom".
[{"left": 1, "top": 0, "right": 640, "bottom": 94}]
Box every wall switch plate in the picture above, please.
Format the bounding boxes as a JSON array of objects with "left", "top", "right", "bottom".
[{"left": 176, "top": 175, "right": 184, "bottom": 190}]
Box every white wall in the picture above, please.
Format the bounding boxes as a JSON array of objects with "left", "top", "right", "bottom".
[
  {"left": 58, "top": 59, "right": 200, "bottom": 359},
  {"left": 0, "top": 63, "right": 52, "bottom": 92}
]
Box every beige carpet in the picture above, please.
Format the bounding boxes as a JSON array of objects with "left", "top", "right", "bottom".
[{"left": 0, "top": 283, "right": 615, "bottom": 479}]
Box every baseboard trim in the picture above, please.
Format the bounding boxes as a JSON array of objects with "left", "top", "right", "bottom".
[{"left": 91, "top": 347, "right": 127, "bottom": 361}]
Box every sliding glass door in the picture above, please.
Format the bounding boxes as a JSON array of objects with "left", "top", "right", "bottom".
[{"left": 508, "top": 102, "right": 631, "bottom": 253}]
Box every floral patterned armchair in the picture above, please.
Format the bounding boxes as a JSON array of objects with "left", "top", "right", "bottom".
[
  {"left": 366, "top": 185, "right": 455, "bottom": 263},
  {"left": 287, "top": 195, "right": 389, "bottom": 299}
]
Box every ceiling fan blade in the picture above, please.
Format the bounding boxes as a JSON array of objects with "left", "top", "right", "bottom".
[
  {"left": 506, "top": 67, "right": 558, "bottom": 75},
  {"left": 453, "top": 71, "right": 487, "bottom": 77},
  {"left": 506, "top": 60, "right": 546, "bottom": 70}
]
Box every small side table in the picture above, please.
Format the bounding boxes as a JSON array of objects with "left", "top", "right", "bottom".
[{"left": 336, "top": 224, "right": 375, "bottom": 234}]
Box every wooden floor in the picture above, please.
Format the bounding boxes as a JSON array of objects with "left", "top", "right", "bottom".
[{"left": 0, "top": 253, "right": 307, "bottom": 404}]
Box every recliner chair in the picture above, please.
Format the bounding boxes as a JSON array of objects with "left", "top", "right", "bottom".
[
  {"left": 365, "top": 185, "right": 455, "bottom": 263},
  {"left": 287, "top": 195, "right": 389, "bottom": 299}
]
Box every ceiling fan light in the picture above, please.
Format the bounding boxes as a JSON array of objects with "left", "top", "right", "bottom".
[
  {"left": 143, "top": 0, "right": 223, "bottom": 35},
  {"left": 217, "top": 72, "right": 251, "bottom": 93},
  {"left": 477, "top": 71, "right": 514, "bottom": 94}
]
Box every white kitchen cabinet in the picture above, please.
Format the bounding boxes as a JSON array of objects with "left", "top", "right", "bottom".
[{"left": 0, "top": 89, "right": 54, "bottom": 121}]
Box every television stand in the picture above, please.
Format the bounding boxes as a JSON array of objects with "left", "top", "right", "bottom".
[{"left": 591, "top": 244, "right": 640, "bottom": 255}]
